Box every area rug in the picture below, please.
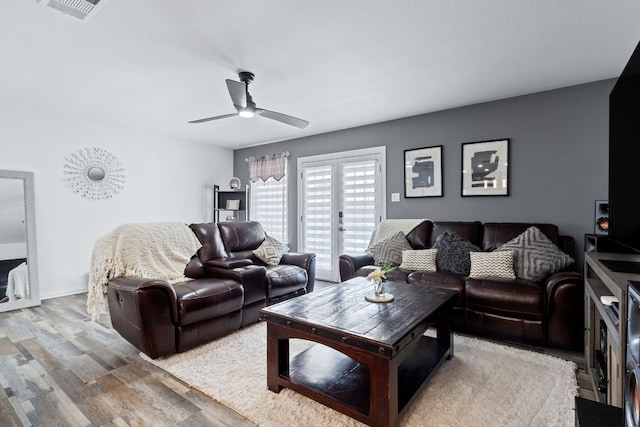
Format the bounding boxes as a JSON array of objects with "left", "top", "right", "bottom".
[{"left": 144, "top": 323, "right": 577, "bottom": 426}]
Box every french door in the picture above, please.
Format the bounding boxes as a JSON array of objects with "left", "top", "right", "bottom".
[{"left": 298, "top": 147, "right": 386, "bottom": 282}]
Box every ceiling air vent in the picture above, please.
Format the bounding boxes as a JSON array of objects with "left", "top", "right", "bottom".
[{"left": 46, "top": 0, "right": 108, "bottom": 21}]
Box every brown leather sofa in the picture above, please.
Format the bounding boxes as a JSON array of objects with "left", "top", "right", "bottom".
[
  {"left": 339, "top": 220, "right": 583, "bottom": 350},
  {"left": 107, "top": 221, "right": 315, "bottom": 359}
]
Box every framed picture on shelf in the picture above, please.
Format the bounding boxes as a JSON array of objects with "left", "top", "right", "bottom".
[
  {"left": 404, "top": 145, "right": 443, "bottom": 198},
  {"left": 226, "top": 199, "right": 240, "bottom": 210},
  {"left": 461, "top": 138, "right": 510, "bottom": 197}
]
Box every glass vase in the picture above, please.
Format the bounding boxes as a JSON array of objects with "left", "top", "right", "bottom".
[{"left": 373, "top": 280, "right": 386, "bottom": 296}]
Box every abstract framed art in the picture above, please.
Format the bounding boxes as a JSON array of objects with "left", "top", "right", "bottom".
[
  {"left": 461, "top": 138, "right": 510, "bottom": 197},
  {"left": 404, "top": 145, "right": 443, "bottom": 198}
]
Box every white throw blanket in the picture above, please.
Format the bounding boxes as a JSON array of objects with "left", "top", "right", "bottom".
[
  {"left": 368, "top": 218, "right": 430, "bottom": 248},
  {"left": 86, "top": 222, "right": 202, "bottom": 321}
]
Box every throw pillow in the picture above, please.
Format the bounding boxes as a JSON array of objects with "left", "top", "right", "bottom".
[
  {"left": 400, "top": 249, "right": 438, "bottom": 271},
  {"left": 433, "top": 230, "right": 481, "bottom": 275},
  {"left": 469, "top": 251, "right": 516, "bottom": 279},
  {"left": 399, "top": 249, "right": 437, "bottom": 271},
  {"left": 367, "top": 231, "right": 413, "bottom": 266},
  {"left": 253, "top": 235, "right": 288, "bottom": 266},
  {"left": 495, "top": 226, "right": 574, "bottom": 282}
]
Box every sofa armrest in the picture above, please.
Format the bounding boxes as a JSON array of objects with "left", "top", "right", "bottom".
[
  {"left": 184, "top": 251, "right": 206, "bottom": 279},
  {"left": 205, "top": 264, "right": 267, "bottom": 305},
  {"left": 280, "top": 252, "right": 316, "bottom": 293},
  {"left": 544, "top": 271, "right": 584, "bottom": 350},
  {"left": 339, "top": 253, "right": 375, "bottom": 281},
  {"left": 107, "top": 277, "right": 179, "bottom": 358},
  {"left": 206, "top": 258, "right": 253, "bottom": 269}
]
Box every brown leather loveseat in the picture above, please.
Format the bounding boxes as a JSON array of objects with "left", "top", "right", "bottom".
[
  {"left": 339, "top": 220, "right": 583, "bottom": 350},
  {"left": 108, "top": 221, "right": 315, "bottom": 359},
  {"left": 187, "top": 221, "right": 316, "bottom": 326}
]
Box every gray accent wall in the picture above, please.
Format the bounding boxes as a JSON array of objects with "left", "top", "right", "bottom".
[{"left": 234, "top": 79, "right": 614, "bottom": 269}]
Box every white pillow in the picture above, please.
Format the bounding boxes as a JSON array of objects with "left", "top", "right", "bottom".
[
  {"left": 400, "top": 249, "right": 437, "bottom": 271},
  {"left": 469, "top": 251, "right": 516, "bottom": 279},
  {"left": 253, "top": 235, "right": 288, "bottom": 266}
]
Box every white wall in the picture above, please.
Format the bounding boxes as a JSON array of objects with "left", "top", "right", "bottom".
[
  {"left": 0, "top": 104, "right": 233, "bottom": 299},
  {"left": 0, "top": 243, "right": 27, "bottom": 260}
]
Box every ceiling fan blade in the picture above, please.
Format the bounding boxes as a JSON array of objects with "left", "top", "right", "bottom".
[
  {"left": 188, "top": 113, "right": 238, "bottom": 124},
  {"left": 226, "top": 79, "right": 246, "bottom": 110},
  {"left": 257, "top": 109, "right": 309, "bottom": 129}
]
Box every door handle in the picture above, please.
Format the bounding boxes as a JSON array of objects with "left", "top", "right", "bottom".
[{"left": 338, "top": 227, "right": 346, "bottom": 232}]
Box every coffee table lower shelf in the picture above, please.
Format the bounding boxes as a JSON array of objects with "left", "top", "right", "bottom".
[{"left": 280, "top": 334, "right": 450, "bottom": 421}]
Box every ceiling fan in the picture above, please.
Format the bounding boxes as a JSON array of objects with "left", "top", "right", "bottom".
[{"left": 189, "top": 71, "right": 309, "bottom": 129}]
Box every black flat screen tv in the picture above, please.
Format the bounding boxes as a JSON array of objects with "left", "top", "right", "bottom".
[{"left": 608, "top": 40, "right": 640, "bottom": 254}]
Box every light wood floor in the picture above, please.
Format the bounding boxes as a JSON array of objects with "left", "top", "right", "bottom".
[
  {"left": 0, "top": 293, "right": 254, "bottom": 426},
  {"left": 0, "top": 288, "right": 593, "bottom": 426}
]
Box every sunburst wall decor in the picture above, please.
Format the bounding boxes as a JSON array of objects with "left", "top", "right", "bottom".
[{"left": 63, "top": 147, "right": 126, "bottom": 200}]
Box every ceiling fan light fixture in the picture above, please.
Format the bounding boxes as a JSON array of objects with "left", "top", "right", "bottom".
[
  {"left": 239, "top": 107, "right": 255, "bottom": 118},
  {"left": 189, "top": 71, "right": 308, "bottom": 128}
]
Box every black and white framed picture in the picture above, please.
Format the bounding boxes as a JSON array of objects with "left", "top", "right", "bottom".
[
  {"left": 404, "top": 145, "right": 443, "bottom": 198},
  {"left": 461, "top": 138, "right": 510, "bottom": 197}
]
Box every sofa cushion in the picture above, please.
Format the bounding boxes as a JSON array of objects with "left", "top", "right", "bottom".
[
  {"left": 404, "top": 220, "right": 434, "bottom": 249},
  {"left": 367, "top": 231, "right": 412, "bottom": 266},
  {"left": 469, "top": 251, "right": 516, "bottom": 279},
  {"left": 265, "top": 265, "right": 308, "bottom": 298},
  {"left": 400, "top": 249, "right": 437, "bottom": 271},
  {"left": 218, "top": 221, "right": 266, "bottom": 252},
  {"left": 189, "top": 223, "right": 228, "bottom": 261},
  {"left": 430, "top": 221, "right": 483, "bottom": 247},
  {"left": 253, "top": 235, "right": 288, "bottom": 266},
  {"left": 408, "top": 270, "right": 466, "bottom": 306},
  {"left": 495, "top": 226, "right": 574, "bottom": 282},
  {"left": 433, "top": 230, "right": 481, "bottom": 275},
  {"left": 172, "top": 278, "right": 244, "bottom": 326},
  {"left": 481, "top": 223, "right": 560, "bottom": 251},
  {"left": 465, "top": 277, "right": 544, "bottom": 321}
]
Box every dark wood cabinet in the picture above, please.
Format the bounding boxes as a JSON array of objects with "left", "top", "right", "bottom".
[
  {"left": 584, "top": 251, "right": 640, "bottom": 407},
  {"left": 574, "top": 397, "right": 622, "bottom": 426}
]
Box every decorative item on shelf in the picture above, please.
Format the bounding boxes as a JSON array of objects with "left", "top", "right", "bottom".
[
  {"left": 229, "top": 177, "right": 241, "bottom": 190},
  {"left": 63, "top": 147, "right": 126, "bottom": 200},
  {"left": 226, "top": 199, "right": 240, "bottom": 210},
  {"left": 365, "top": 264, "right": 395, "bottom": 303}
]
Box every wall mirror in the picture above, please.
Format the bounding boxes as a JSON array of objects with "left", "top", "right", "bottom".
[{"left": 0, "top": 170, "right": 40, "bottom": 312}]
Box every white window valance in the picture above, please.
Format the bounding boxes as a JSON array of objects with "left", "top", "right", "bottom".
[{"left": 246, "top": 152, "right": 289, "bottom": 183}]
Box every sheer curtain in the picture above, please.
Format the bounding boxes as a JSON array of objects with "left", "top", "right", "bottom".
[{"left": 248, "top": 152, "right": 288, "bottom": 244}]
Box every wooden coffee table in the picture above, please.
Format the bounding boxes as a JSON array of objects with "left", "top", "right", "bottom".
[{"left": 259, "top": 277, "right": 457, "bottom": 427}]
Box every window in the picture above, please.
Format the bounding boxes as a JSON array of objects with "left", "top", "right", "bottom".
[
  {"left": 250, "top": 175, "right": 288, "bottom": 243},
  {"left": 248, "top": 153, "right": 288, "bottom": 244}
]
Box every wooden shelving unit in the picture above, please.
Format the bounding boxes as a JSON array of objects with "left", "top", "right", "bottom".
[{"left": 584, "top": 251, "right": 640, "bottom": 407}]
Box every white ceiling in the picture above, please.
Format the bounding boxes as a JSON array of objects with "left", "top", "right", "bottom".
[{"left": 1, "top": 1, "right": 640, "bottom": 149}]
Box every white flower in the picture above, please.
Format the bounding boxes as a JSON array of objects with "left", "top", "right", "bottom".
[
  {"left": 367, "top": 269, "right": 387, "bottom": 283},
  {"left": 367, "top": 265, "right": 395, "bottom": 283}
]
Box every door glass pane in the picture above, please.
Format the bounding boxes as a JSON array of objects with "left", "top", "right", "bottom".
[
  {"left": 302, "top": 164, "right": 333, "bottom": 276},
  {"left": 341, "top": 159, "right": 378, "bottom": 254}
]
